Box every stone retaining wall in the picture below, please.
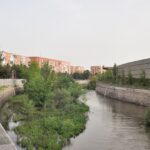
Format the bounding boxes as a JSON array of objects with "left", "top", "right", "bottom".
[{"left": 96, "top": 82, "right": 150, "bottom": 106}]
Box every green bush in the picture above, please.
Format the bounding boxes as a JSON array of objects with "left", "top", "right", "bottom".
[
  {"left": 127, "top": 71, "right": 133, "bottom": 85},
  {"left": 145, "top": 109, "right": 150, "bottom": 126},
  {"left": 87, "top": 76, "right": 97, "bottom": 90},
  {"left": 140, "top": 70, "right": 146, "bottom": 86},
  {"left": 3, "top": 62, "right": 89, "bottom": 150}
]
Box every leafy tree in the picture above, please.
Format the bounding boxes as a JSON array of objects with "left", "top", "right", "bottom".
[
  {"left": 41, "top": 62, "right": 54, "bottom": 80},
  {"left": 25, "top": 62, "right": 53, "bottom": 109},
  {"left": 113, "top": 63, "right": 118, "bottom": 82},
  {"left": 121, "top": 69, "right": 125, "bottom": 85},
  {"left": 25, "top": 76, "right": 52, "bottom": 109},
  {"left": 68, "top": 83, "right": 82, "bottom": 101},
  {"left": 52, "top": 89, "right": 70, "bottom": 108},
  {"left": 87, "top": 75, "right": 97, "bottom": 90},
  {"left": 127, "top": 70, "right": 133, "bottom": 85},
  {"left": 82, "top": 70, "right": 90, "bottom": 79},
  {"left": 0, "top": 64, "right": 11, "bottom": 78},
  {"left": 72, "top": 72, "right": 82, "bottom": 79},
  {"left": 54, "top": 73, "right": 74, "bottom": 89},
  {"left": 11, "top": 64, "right": 28, "bottom": 79},
  {"left": 72, "top": 70, "right": 90, "bottom": 80},
  {"left": 27, "top": 61, "right": 40, "bottom": 80},
  {"left": 140, "top": 70, "right": 146, "bottom": 86},
  {"left": 0, "top": 52, "right": 4, "bottom": 65},
  {"left": 145, "top": 109, "right": 150, "bottom": 126}
]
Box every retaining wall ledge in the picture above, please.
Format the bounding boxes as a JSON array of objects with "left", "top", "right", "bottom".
[{"left": 96, "top": 82, "right": 150, "bottom": 106}]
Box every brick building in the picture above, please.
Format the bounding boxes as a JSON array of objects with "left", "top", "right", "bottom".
[
  {"left": 29, "top": 57, "right": 71, "bottom": 74},
  {"left": 0, "top": 50, "right": 86, "bottom": 74},
  {"left": 91, "top": 66, "right": 106, "bottom": 75},
  {"left": 0, "top": 51, "right": 30, "bottom": 66},
  {"left": 71, "top": 66, "right": 84, "bottom": 74}
]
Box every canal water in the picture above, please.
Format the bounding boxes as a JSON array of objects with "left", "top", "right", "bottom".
[{"left": 63, "top": 91, "right": 150, "bottom": 150}]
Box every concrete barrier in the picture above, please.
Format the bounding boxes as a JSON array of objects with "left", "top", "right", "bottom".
[
  {"left": 0, "top": 87, "right": 16, "bottom": 106},
  {"left": 75, "top": 80, "right": 89, "bottom": 85},
  {"left": 0, "top": 124, "right": 16, "bottom": 150},
  {"left": 96, "top": 82, "right": 150, "bottom": 106},
  {"left": 0, "top": 79, "right": 25, "bottom": 88}
]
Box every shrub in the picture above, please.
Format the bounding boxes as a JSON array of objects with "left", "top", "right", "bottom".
[
  {"left": 127, "top": 70, "right": 133, "bottom": 85},
  {"left": 120, "top": 69, "right": 125, "bottom": 85},
  {"left": 145, "top": 109, "right": 150, "bottom": 126},
  {"left": 87, "top": 75, "right": 97, "bottom": 90},
  {"left": 140, "top": 70, "right": 146, "bottom": 86},
  {"left": 112, "top": 63, "right": 118, "bottom": 83}
]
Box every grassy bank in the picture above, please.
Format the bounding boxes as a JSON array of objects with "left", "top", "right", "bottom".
[
  {"left": 1, "top": 94, "right": 88, "bottom": 150},
  {"left": 0, "top": 62, "right": 89, "bottom": 150}
]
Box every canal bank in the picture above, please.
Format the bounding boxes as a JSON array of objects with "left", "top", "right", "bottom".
[
  {"left": 0, "top": 79, "right": 24, "bottom": 150},
  {"left": 63, "top": 91, "right": 150, "bottom": 150},
  {"left": 96, "top": 82, "right": 150, "bottom": 106},
  {"left": 0, "top": 86, "right": 18, "bottom": 150},
  {"left": 0, "top": 123, "right": 16, "bottom": 150}
]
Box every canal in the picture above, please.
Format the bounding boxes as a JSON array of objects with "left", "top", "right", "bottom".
[{"left": 63, "top": 91, "right": 150, "bottom": 150}]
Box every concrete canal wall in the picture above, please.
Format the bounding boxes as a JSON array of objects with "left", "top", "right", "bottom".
[
  {"left": 0, "top": 86, "right": 19, "bottom": 150},
  {"left": 0, "top": 79, "right": 25, "bottom": 87},
  {"left": 0, "top": 124, "right": 16, "bottom": 150},
  {"left": 96, "top": 82, "right": 150, "bottom": 106},
  {"left": 0, "top": 79, "right": 25, "bottom": 150}
]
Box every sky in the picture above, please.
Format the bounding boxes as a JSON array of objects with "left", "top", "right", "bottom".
[{"left": 0, "top": 0, "right": 150, "bottom": 69}]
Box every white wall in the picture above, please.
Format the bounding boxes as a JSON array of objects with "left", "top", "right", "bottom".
[{"left": 0, "top": 79, "right": 25, "bottom": 87}]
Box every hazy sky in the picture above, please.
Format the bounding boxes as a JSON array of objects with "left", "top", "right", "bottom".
[{"left": 0, "top": 0, "right": 150, "bottom": 69}]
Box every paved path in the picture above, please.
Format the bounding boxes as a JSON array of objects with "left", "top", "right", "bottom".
[{"left": 0, "top": 124, "right": 16, "bottom": 150}]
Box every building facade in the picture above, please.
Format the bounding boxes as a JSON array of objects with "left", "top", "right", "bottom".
[
  {"left": 0, "top": 51, "right": 30, "bottom": 66},
  {"left": 71, "top": 66, "right": 84, "bottom": 74},
  {"left": 91, "top": 66, "right": 106, "bottom": 75},
  {"left": 29, "top": 57, "right": 71, "bottom": 74},
  {"left": 0, "top": 50, "right": 86, "bottom": 75}
]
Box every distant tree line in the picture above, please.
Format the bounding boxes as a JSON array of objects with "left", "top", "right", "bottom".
[
  {"left": 72, "top": 70, "right": 91, "bottom": 80},
  {"left": 0, "top": 64, "right": 28, "bottom": 79},
  {"left": 97, "top": 64, "right": 149, "bottom": 88}
]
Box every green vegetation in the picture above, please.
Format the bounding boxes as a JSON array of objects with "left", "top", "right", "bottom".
[
  {"left": 87, "top": 75, "right": 97, "bottom": 90},
  {"left": 94, "top": 64, "right": 150, "bottom": 89},
  {"left": 112, "top": 63, "right": 118, "bottom": 83},
  {"left": 0, "top": 86, "right": 7, "bottom": 91},
  {"left": 0, "top": 62, "right": 89, "bottom": 150},
  {"left": 145, "top": 110, "right": 150, "bottom": 126},
  {"left": 140, "top": 70, "right": 147, "bottom": 86},
  {"left": 0, "top": 64, "right": 28, "bottom": 79},
  {"left": 72, "top": 70, "right": 90, "bottom": 80}
]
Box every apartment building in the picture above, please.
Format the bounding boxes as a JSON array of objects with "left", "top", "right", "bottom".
[
  {"left": 0, "top": 50, "right": 73, "bottom": 74},
  {"left": 91, "top": 66, "right": 106, "bottom": 75},
  {"left": 0, "top": 51, "right": 30, "bottom": 66},
  {"left": 30, "top": 57, "right": 71, "bottom": 74},
  {"left": 71, "top": 66, "right": 84, "bottom": 74}
]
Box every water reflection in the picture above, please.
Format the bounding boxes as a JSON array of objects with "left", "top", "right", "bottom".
[{"left": 63, "top": 91, "right": 150, "bottom": 150}]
